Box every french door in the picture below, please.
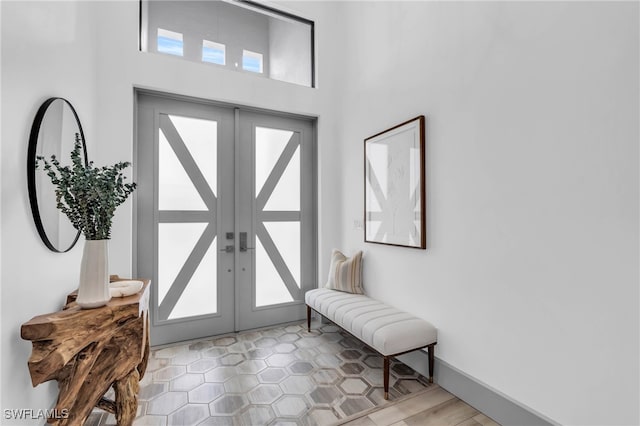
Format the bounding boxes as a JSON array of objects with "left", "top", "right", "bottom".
[{"left": 136, "top": 93, "right": 315, "bottom": 346}]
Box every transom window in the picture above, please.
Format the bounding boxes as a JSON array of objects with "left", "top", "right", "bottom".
[
  {"left": 203, "top": 40, "right": 226, "bottom": 65},
  {"left": 157, "top": 28, "right": 183, "bottom": 57},
  {"left": 141, "top": 0, "right": 314, "bottom": 87},
  {"left": 242, "top": 49, "right": 263, "bottom": 73}
]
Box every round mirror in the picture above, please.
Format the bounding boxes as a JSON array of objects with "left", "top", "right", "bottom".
[{"left": 27, "top": 98, "right": 88, "bottom": 253}]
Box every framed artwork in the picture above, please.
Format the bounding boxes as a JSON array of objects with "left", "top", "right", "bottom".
[{"left": 364, "top": 115, "right": 425, "bottom": 249}]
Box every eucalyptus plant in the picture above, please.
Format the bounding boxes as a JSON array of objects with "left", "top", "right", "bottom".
[{"left": 37, "top": 134, "right": 136, "bottom": 240}]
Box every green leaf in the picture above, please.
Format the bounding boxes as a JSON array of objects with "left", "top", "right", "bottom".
[{"left": 36, "top": 133, "right": 137, "bottom": 240}]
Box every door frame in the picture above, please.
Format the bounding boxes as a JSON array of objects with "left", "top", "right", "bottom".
[{"left": 133, "top": 88, "right": 318, "bottom": 345}]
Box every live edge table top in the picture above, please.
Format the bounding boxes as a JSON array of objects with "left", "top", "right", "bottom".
[{"left": 20, "top": 278, "right": 151, "bottom": 426}]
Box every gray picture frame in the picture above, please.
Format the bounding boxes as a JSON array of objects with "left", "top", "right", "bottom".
[{"left": 364, "top": 116, "right": 426, "bottom": 249}]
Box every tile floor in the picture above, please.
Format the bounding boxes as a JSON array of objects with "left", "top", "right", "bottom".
[{"left": 88, "top": 320, "right": 433, "bottom": 425}]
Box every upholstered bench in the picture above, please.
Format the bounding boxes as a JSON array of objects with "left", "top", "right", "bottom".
[{"left": 305, "top": 287, "right": 437, "bottom": 399}]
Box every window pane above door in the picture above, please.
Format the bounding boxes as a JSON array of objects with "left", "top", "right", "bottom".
[
  {"left": 141, "top": 0, "right": 315, "bottom": 87},
  {"left": 202, "top": 40, "right": 226, "bottom": 65},
  {"left": 157, "top": 28, "right": 183, "bottom": 56}
]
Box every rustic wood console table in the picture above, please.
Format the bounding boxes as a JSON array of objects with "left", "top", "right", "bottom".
[{"left": 21, "top": 277, "right": 150, "bottom": 426}]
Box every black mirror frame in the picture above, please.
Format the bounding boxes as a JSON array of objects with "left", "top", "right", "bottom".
[{"left": 27, "top": 97, "right": 88, "bottom": 253}]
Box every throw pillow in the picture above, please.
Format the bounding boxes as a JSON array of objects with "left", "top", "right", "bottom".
[{"left": 325, "top": 249, "right": 364, "bottom": 294}]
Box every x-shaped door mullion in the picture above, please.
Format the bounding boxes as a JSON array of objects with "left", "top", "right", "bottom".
[
  {"left": 256, "top": 133, "right": 299, "bottom": 211},
  {"left": 158, "top": 222, "right": 216, "bottom": 320},
  {"left": 256, "top": 222, "right": 301, "bottom": 300},
  {"left": 160, "top": 114, "right": 217, "bottom": 211}
]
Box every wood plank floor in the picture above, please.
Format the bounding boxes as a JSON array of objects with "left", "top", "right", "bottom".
[{"left": 338, "top": 385, "right": 501, "bottom": 426}]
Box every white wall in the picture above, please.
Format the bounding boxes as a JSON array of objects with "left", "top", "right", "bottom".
[
  {"left": 0, "top": 0, "right": 345, "bottom": 416},
  {"left": 0, "top": 0, "right": 3, "bottom": 412},
  {"left": 1, "top": 1, "right": 98, "bottom": 420},
  {"left": 2, "top": 1, "right": 637, "bottom": 425},
  {"left": 336, "top": 2, "right": 639, "bottom": 425}
]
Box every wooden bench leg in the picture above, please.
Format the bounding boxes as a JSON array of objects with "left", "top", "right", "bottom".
[
  {"left": 427, "top": 344, "right": 435, "bottom": 383},
  {"left": 306, "top": 305, "right": 311, "bottom": 332},
  {"left": 383, "top": 356, "right": 390, "bottom": 400}
]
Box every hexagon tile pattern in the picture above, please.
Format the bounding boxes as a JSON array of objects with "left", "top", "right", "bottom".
[{"left": 87, "top": 320, "right": 432, "bottom": 425}]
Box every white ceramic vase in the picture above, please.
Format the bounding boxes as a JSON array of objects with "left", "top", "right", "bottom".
[{"left": 77, "top": 239, "right": 111, "bottom": 309}]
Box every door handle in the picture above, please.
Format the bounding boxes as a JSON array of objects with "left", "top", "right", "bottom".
[
  {"left": 219, "top": 245, "right": 234, "bottom": 253},
  {"left": 239, "top": 232, "right": 254, "bottom": 252}
]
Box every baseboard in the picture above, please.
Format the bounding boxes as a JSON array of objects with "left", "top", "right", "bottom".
[{"left": 395, "top": 350, "right": 558, "bottom": 426}]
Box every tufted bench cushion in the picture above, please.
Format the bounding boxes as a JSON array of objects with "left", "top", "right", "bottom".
[
  {"left": 305, "top": 288, "right": 437, "bottom": 399},
  {"left": 305, "top": 288, "right": 437, "bottom": 355}
]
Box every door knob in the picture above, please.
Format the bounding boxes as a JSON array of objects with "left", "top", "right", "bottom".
[
  {"left": 219, "top": 245, "right": 234, "bottom": 253},
  {"left": 239, "top": 232, "right": 254, "bottom": 252}
]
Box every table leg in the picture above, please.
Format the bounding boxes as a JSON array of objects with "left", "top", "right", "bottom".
[
  {"left": 114, "top": 369, "right": 140, "bottom": 426},
  {"left": 137, "top": 316, "right": 151, "bottom": 380}
]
